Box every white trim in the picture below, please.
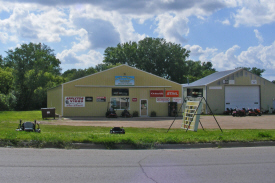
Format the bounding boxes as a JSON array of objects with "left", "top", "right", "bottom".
[
  {"left": 75, "top": 85, "right": 172, "bottom": 88},
  {"left": 209, "top": 86, "right": 222, "bottom": 89}
]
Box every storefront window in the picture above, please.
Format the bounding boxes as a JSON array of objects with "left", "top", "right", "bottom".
[
  {"left": 110, "top": 97, "right": 130, "bottom": 110},
  {"left": 187, "top": 88, "right": 203, "bottom": 98},
  {"left": 112, "top": 88, "right": 129, "bottom": 96}
]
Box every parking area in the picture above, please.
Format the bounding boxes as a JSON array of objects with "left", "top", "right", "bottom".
[{"left": 40, "top": 114, "right": 275, "bottom": 129}]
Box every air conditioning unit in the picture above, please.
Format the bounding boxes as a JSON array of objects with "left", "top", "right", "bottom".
[{"left": 223, "top": 80, "right": 229, "bottom": 84}]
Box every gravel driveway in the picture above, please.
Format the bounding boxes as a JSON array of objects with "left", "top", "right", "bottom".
[{"left": 40, "top": 114, "right": 275, "bottom": 129}]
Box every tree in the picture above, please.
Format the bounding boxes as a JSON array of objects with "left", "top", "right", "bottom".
[
  {"left": 183, "top": 61, "right": 216, "bottom": 83},
  {"left": 0, "top": 67, "right": 13, "bottom": 95},
  {"left": 237, "top": 67, "right": 265, "bottom": 77},
  {"left": 95, "top": 63, "right": 121, "bottom": 72},
  {"left": 272, "top": 80, "right": 275, "bottom": 84},
  {"left": 103, "top": 37, "right": 190, "bottom": 83},
  {"left": 4, "top": 42, "right": 63, "bottom": 110},
  {"left": 62, "top": 67, "right": 97, "bottom": 82}
]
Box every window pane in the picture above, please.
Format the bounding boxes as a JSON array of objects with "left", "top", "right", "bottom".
[
  {"left": 120, "top": 97, "right": 130, "bottom": 109},
  {"left": 111, "top": 98, "right": 120, "bottom": 109}
]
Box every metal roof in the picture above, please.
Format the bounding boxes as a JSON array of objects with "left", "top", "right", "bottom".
[{"left": 183, "top": 68, "right": 242, "bottom": 87}]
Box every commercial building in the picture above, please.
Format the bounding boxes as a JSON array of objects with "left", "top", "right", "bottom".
[
  {"left": 183, "top": 68, "right": 275, "bottom": 114},
  {"left": 47, "top": 64, "right": 182, "bottom": 117}
]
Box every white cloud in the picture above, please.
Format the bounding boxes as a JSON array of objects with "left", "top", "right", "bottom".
[
  {"left": 233, "top": 0, "right": 275, "bottom": 27},
  {"left": 57, "top": 49, "right": 103, "bottom": 69},
  {"left": 0, "top": 32, "right": 8, "bottom": 43},
  {"left": 221, "top": 19, "right": 230, "bottom": 25},
  {"left": 254, "top": 29, "right": 263, "bottom": 43},
  {"left": 155, "top": 13, "right": 189, "bottom": 43},
  {"left": 187, "top": 42, "right": 275, "bottom": 81}
]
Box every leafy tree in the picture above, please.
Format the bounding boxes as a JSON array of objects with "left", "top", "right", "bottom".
[
  {"left": 183, "top": 61, "right": 216, "bottom": 83},
  {"left": 0, "top": 67, "right": 13, "bottom": 95},
  {"left": 62, "top": 67, "right": 97, "bottom": 82},
  {"left": 103, "top": 37, "right": 190, "bottom": 83},
  {"left": 237, "top": 67, "right": 265, "bottom": 77},
  {"left": 95, "top": 63, "right": 121, "bottom": 72},
  {"left": 4, "top": 42, "right": 63, "bottom": 110},
  {"left": 272, "top": 80, "right": 275, "bottom": 84}
]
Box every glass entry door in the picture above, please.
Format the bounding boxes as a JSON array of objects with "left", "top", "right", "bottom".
[{"left": 140, "top": 99, "right": 148, "bottom": 116}]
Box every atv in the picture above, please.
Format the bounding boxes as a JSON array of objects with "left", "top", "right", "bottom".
[{"left": 16, "top": 120, "right": 41, "bottom": 133}]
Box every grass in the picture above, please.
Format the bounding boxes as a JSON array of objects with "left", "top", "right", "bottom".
[{"left": 0, "top": 111, "right": 275, "bottom": 149}]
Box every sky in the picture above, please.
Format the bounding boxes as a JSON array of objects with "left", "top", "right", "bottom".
[{"left": 0, "top": 0, "right": 275, "bottom": 82}]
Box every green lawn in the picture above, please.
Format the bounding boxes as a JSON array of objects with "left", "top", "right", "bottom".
[{"left": 0, "top": 111, "right": 274, "bottom": 149}]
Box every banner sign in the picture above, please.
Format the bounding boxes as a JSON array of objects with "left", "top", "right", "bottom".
[
  {"left": 166, "top": 90, "right": 179, "bottom": 97},
  {"left": 182, "top": 101, "right": 202, "bottom": 132},
  {"left": 156, "top": 97, "right": 170, "bottom": 103},
  {"left": 115, "top": 76, "right": 135, "bottom": 86},
  {"left": 85, "top": 97, "right": 93, "bottom": 102},
  {"left": 150, "top": 90, "right": 164, "bottom": 97},
  {"left": 173, "top": 98, "right": 182, "bottom": 103},
  {"left": 96, "top": 97, "right": 106, "bottom": 102},
  {"left": 65, "top": 97, "right": 85, "bottom": 107}
]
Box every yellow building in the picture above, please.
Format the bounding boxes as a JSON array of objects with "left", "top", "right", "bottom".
[
  {"left": 183, "top": 68, "right": 275, "bottom": 114},
  {"left": 47, "top": 64, "right": 183, "bottom": 117}
]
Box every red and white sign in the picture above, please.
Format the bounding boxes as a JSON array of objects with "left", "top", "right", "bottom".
[
  {"left": 166, "top": 90, "right": 179, "bottom": 97},
  {"left": 132, "top": 98, "right": 137, "bottom": 102},
  {"left": 156, "top": 97, "right": 170, "bottom": 103},
  {"left": 150, "top": 90, "right": 164, "bottom": 97},
  {"left": 65, "top": 96, "right": 85, "bottom": 107},
  {"left": 173, "top": 98, "right": 182, "bottom": 103}
]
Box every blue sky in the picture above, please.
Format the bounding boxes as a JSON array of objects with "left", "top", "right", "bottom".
[{"left": 0, "top": 0, "right": 275, "bottom": 81}]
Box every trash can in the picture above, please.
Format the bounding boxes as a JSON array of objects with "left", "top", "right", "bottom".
[{"left": 41, "top": 108, "right": 56, "bottom": 119}]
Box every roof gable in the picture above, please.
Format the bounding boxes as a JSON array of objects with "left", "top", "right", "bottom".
[{"left": 184, "top": 68, "right": 241, "bottom": 87}]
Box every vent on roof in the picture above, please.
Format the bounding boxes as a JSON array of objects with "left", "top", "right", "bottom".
[{"left": 223, "top": 80, "right": 229, "bottom": 84}]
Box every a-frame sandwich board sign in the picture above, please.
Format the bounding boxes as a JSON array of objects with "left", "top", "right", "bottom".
[{"left": 182, "top": 100, "right": 202, "bottom": 132}]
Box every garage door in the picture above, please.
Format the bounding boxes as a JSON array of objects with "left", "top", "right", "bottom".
[{"left": 225, "top": 86, "right": 260, "bottom": 110}]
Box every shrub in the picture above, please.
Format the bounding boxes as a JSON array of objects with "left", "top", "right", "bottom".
[
  {"left": 133, "top": 111, "right": 139, "bottom": 117},
  {"left": 151, "top": 111, "right": 156, "bottom": 117}
]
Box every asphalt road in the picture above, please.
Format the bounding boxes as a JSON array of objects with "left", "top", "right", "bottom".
[{"left": 0, "top": 147, "right": 275, "bottom": 183}]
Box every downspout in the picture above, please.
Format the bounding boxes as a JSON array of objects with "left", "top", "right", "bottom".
[
  {"left": 205, "top": 85, "right": 207, "bottom": 114},
  {"left": 61, "top": 84, "right": 64, "bottom": 117}
]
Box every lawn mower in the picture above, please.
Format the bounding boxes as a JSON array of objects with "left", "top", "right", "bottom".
[
  {"left": 120, "top": 109, "right": 132, "bottom": 118},
  {"left": 248, "top": 108, "right": 262, "bottom": 116},
  {"left": 16, "top": 119, "right": 41, "bottom": 133},
  {"left": 106, "top": 102, "right": 118, "bottom": 118},
  {"left": 110, "top": 127, "right": 125, "bottom": 134}
]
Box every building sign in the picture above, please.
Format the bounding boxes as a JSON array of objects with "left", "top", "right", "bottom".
[
  {"left": 182, "top": 101, "right": 202, "bottom": 132},
  {"left": 132, "top": 98, "right": 137, "bottom": 102},
  {"left": 165, "top": 90, "right": 179, "bottom": 97},
  {"left": 150, "top": 90, "right": 164, "bottom": 97},
  {"left": 156, "top": 97, "right": 170, "bottom": 103},
  {"left": 173, "top": 98, "right": 182, "bottom": 103},
  {"left": 115, "top": 76, "right": 135, "bottom": 86},
  {"left": 65, "top": 96, "right": 85, "bottom": 107},
  {"left": 85, "top": 97, "right": 93, "bottom": 102},
  {"left": 96, "top": 97, "right": 106, "bottom": 102},
  {"left": 251, "top": 80, "right": 257, "bottom": 84}
]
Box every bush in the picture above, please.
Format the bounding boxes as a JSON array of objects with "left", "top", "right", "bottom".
[
  {"left": 0, "top": 93, "right": 16, "bottom": 111},
  {"left": 151, "top": 111, "right": 156, "bottom": 117},
  {"left": 133, "top": 111, "right": 139, "bottom": 117}
]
